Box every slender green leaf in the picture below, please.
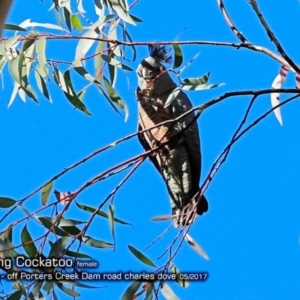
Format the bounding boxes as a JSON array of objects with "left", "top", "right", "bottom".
[
  {"left": 181, "top": 82, "right": 224, "bottom": 91},
  {"left": 9, "top": 56, "right": 21, "bottom": 84},
  {"left": 103, "top": 76, "right": 129, "bottom": 121},
  {"left": 71, "top": 14, "right": 83, "bottom": 30},
  {"left": 17, "top": 204, "right": 31, "bottom": 216},
  {"left": 110, "top": 0, "right": 136, "bottom": 25},
  {"left": 101, "top": 54, "right": 133, "bottom": 71},
  {"left": 73, "top": 59, "right": 99, "bottom": 82},
  {"left": 0, "top": 197, "right": 16, "bottom": 208},
  {"left": 183, "top": 72, "right": 210, "bottom": 85},
  {"left": 7, "top": 290, "right": 23, "bottom": 300},
  {"left": 178, "top": 52, "right": 200, "bottom": 75},
  {"left": 63, "top": 7, "right": 72, "bottom": 32},
  {"left": 145, "top": 282, "right": 154, "bottom": 300},
  {"left": 82, "top": 236, "right": 114, "bottom": 249},
  {"left": 41, "top": 181, "right": 53, "bottom": 206},
  {"left": 36, "top": 37, "right": 48, "bottom": 78},
  {"left": 122, "top": 26, "right": 136, "bottom": 61},
  {"left": 31, "top": 281, "right": 44, "bottom": 297},
  {"left": 63, "top": 249, "right": 91, "bottom": 259},
  {"left": 121, "top": 281, "right": 142, "bottom": 300},
  {"left": 164, "top": 87, "right": 181, "bottom": 108},
  {"left": 22, "top": 31, "right": 38, "bottom": 52},
  {"left": 49, "top": 237, "right": 70, "bottom": 258},
  {"left": 35, "top": 69, "right": 51, "bottom": 101},
  {"left": 108, "top": 20, "right": 122, "bottom": 57},
  {"left": 56, "top": 282, "right": 80, "bottom": 297},
  {"left": 21, "top": 226, "right": 38, "bottom": 258},
  {"left": 4, "top": 24, "right": 27, "bottom": 31},
  {"left": 108, "top": 203, "right": 115, "bottom": 241},
  {"left": 75, "top": 28, "right": 98, "bottom": 60},
  {"left": 129, "top": 14, "right": 142, "bottom": 22},
  {"left": 94, "top": 38, "right": 104, "bottom": 81},
  {"left": 170, "top": 263, "right": 189, "bottom": 288},
  {"left": 53, "top": 66, "right": 91, "bottom": 115},
  {"left": 173, "top": 44, "right": 183, "bottom": 69},
  {"left": 43, "top": 281, "right": 54, "bottom": 292},
  {"left": 60, "top": 225, "right": 82, "bottom": 236},
  {"left": 58, "top": 280, "right": 98, "bottom": 289},
  {"left": 128, "top": 245, "right": 156, "bottom": 267},
  {"left": 75, "top": 201, "right": 131, "bottom": 225},
  {"left": 161, "top": 282, "right": 179, "bottom": 300},
  {"left": 36, "top": 217, "right": 68, "bottom": 236}
]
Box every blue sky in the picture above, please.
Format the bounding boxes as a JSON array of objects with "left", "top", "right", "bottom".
[{"left": 1, "top": 0, "right": 300, "bottom": 299}]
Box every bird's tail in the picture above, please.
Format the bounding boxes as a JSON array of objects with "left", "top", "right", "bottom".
[{"left": 172, "top": 192, "right": 209, "bottom": 227}]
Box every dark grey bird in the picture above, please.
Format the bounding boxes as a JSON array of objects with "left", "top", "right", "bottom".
[{"left": 137, "top": 45, "right": 208, "bottom": 227}]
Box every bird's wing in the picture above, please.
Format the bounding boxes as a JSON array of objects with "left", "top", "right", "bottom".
[{"left": 170, "top": 90, "right": 201, "bottom": 195}]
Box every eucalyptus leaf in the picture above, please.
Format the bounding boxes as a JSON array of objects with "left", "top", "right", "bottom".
[
  {"left": 128, "top": 245, "right": 156, "bottom": 267},
  {"left": 0, "top": 197, "right": 16, "bottom": 208},
  {"left": 41, "top": 181, "right": 53, "bottom": 206},
  {"left": 21, "top": 226, "right": 38, "bottom": 258},
  {"left": 121, "top": 281, "right": 142, "bottom": 300}
]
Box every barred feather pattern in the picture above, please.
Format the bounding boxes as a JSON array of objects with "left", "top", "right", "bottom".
[{"left": 138, "top": 88, "right": 205, "bottom": 226}]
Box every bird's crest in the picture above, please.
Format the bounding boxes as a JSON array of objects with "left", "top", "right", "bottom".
[{"left": 148, "top": 44, "right": 172, "bottom": 64}]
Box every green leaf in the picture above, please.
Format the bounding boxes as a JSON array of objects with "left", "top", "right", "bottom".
[
  {"left": 4, "top": 24, "right": 27, "bottom": 32},
  {"left": 121, "top": 281, "right": 142, "bottom": 300},
  {"left": 178, "top": 52, "right": 200, "bottom": 75},
  {"left": 35, "top": 69, "right": 51, "bottom": 101},
  {"left": 53, "top": 66, "right": 91, "bottom": 115},
  {"left": 76, "top": 201, "right": 131, "bottom": 225},
  {"left": 145, "top": 282, "right": 154, "bottom": 300},
  {"left": 64, "top": 71, "right": 92, "bottom": 115},
  {"left": 56, "top": 282, "right": 80, "bottom": 297},
  {"left": 73, "top": 59, "right": 99, "bottom": 83},
  {"left": 170, "top": 263, "right": 189, "bottom": 288},
  {"left": 161, "top": 282, "right": 179, "bottom": 300},
  {"left": 17, "top": 204, "right": 31, "bottom": 216},
  {"left": 41, "top": 181, "right": 53, "bottom": 206},
  {"left": 31, "top": 281, "right": 44, "bottom": 297},
  {"left": 43, "top": 281, "right": 55, "bottom": 292},
  {"left": 71, "top": 14, "right": 83, "bottom": 30},
  {"left": 21, "top": 226, "right": 38, "bottom": 258},
  {"left": 101, "top": 54, "right": 133, "bottom": 71},
  {"left": 36, "top": 37, "right": 48, "bottom": 78},
  {"left": 110, "top": 0, "right": 136, "bottom": 25},
  {"left": 103, "top": 76, "right": 129, "bottom": 121},
  {"left": 122, "top": 27, "right": 136, "bottom": 61},
  {"left": 36, "top": 217, "right": 68, "bottom": 236},
  {"left": 173, "top": 44, "right": 183, "bottom": 69},
  {"left": 22, "top": 31, "right": 38, "bottom": 52},
  {"left": 49, "top": 237, "right": 70, "bottom": 258},
  {"left": 0, "top": 197, "right": 16, "bottom": 208},
  {"left": 94, "top": 39, "right": 104, "bottom": 81},
  {"left": 60, "top": 225, "right": 82, "bottom": 236},
  {"left": 164, "top": 87, "right": 181, "bottom": 108},
  {"left": 75, "top": 27, "right": 98, "bottom": 60},
  {"left": 181, "top": 82, "right": 225, "bottom": 91},
  {"left": 108, "top": 203, "right": 115, "bottom": 241},
  {"left": 63, "top": 7, "right": 72, "bottom": 32},
  {"left": 183, "top": 72, "right": 210, "bottom": 85},
  {"left": 108, "top": 20, "right": 122, "bottom": 57},
  {"left": 58, "top": 280, "right": 98, "bottom": 289},
  {"left": 63, "top": 249, "right": 92, "bottom": 259},
  {"left": 128, "top": 245, "right": 156, "bottom": 267},
  {"left": 82, "top": 236, "right": 114, "bottom": 249},
  {"left": 9, "top": 57, "right": 21, "bottom": 85},
  {"left": 129, "top": 14, "right": 142, "bottom": 22},
  {"left": 7, "top": 290, "right": 23, "bottom": 300}
]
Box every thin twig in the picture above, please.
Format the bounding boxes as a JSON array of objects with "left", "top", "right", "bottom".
[{"left": 248, "top": 0, "right": 300, "bottom": 74}]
